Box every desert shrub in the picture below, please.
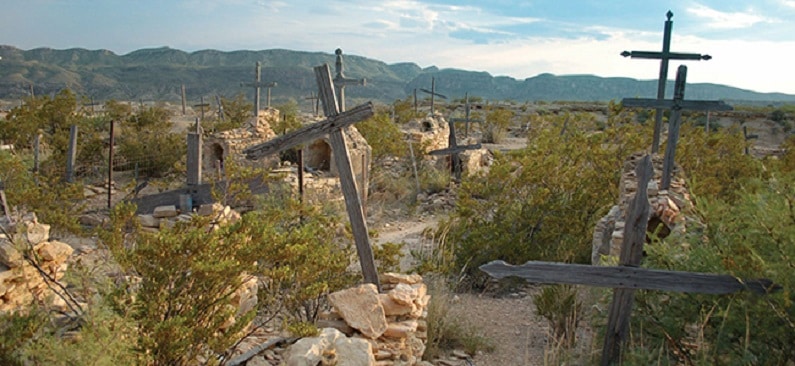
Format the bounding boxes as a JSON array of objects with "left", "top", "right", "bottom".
[
  {"left": 100, "top": 202, "right": 260, "bottom": 365},
  {"left": 0, "top": 310, "right": 46, "bottom": 366},
  {"left": 482, "top": 107, "right": 513, "bottom": 143},
  {"left": 615, "top": 175, "right": 795, "bottom": 365},
  {"left": 423, "top": 277, "right": 493, "bottom": 360},
  {"left": 0, "top": 151, "right": 84, "bottom": 233},
  {"left": 372, "top": 241, "right": 405, "bottom": 273},
  {"left": 535, "top": 285, "right": 581, "bottom": 348},
  {"left": 116, "top": 106, "right": 183, "bottom": 178},
  {"left": 437, "top": 113, "right": 648, "bottom": 288},
  {"left": 356, "top": 111, "right": 408, "bottom": 159},
  {"left": 771, "top": 108, "right": 787, "bottom": 124},
  {"left": 393, "top": 96, "right": 421, "bottom": 124},
  {"left": 272, "top": 100, "right": 302, "bottom": 135}
]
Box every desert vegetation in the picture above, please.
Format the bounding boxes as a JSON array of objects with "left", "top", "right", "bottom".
[{"left": 0, "top": 90, "right": 793, "bottom": 365}]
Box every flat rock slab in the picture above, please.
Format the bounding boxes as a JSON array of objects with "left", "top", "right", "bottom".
[{"left": 328, "top": 283, "right": 387, "bottom": 339}]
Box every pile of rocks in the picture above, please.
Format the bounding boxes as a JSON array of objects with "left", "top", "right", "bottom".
[
  {"left": 592, "top": 153, "right": 694, "bottom": 265},
  {"left": 0, "top": 214, "right": 74, "bottom": 313},
  {"left": 284, "top": 273, "right": 431, "bottom": 366},
  {"left": 137, "top": 202, "right": 241, "bottom": 232}
]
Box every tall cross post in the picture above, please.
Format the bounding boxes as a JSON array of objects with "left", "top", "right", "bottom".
[
  {"left": 622, "top": 65, "right": 732, "bottom": 189},
  {"left": 450, "top": 92, "right": 483, "bottom": 137},
  {"left": 193, "top": 96, "right": 210, "bottom": 121},
  {"left": 305, "top": 92, "right": 320, "bottom": 116},
  {"left": 241, "top": 61, "right": 278, "bottom": 118},
  {"left": 621, "top": 11, "right": 711, "bottom": 153},
  {"left": 333, "top": 48, "right": 366, "bottom": 112},
  {"left": 243, "top": 64, "right": 380, "bottom": 290},
  {"left": 420, "top": 77, "right": 447, "bottom": 115}
]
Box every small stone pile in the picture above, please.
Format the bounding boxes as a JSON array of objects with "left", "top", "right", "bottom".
[
  {"left": 592, "top": 153, "right": 694, "bottom": 264},
  {"left": 137, "top": 202, "right": 241, "bottom": 232},
  {"left": 1, "top": 213, "right": 74, "bottom": 313},
  {"left": 285, "top": 273, "right": 431, "bottom": 366}
]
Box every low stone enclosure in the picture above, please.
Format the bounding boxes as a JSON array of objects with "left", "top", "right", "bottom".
[{"left": 592, "top": 152, "right": 694, "bottom": 265}]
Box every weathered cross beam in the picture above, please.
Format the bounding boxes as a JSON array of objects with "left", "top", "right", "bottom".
[
  {"left": 419, "top": 77, "right": 447, "bottom": 116},
  {"left": 621, "top": 10, "right": 712, "bottom": 154},
  {"left": 479, "top": 155, "right": 779, "bottom": 365},
  {"left": 243, "top": 64, "right": 380, "bottom": 290},
  {"left": 193, "top": 96, "right": 211, "bottom": 121},
  {"left": 0, "top": 180, "right": 11, "bottom": 223},
  {"left": 333, "top": 48, "right": 366, "bottom": 112},
  {"left": 241, "top": 61, "right": 278, "bottom": 118},
  {"left": 449, "top": 92, "right": 484, "bottom": 137},
  {"left": 622, "top": 65, "right": 732, "bottom": 190},
  {"left": 428, "top": 112, "right": 481, "bottom": 180}
]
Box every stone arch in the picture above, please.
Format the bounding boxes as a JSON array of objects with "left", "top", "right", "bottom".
[
  {"left": 306, "top": 139, "right": 332, "bottom": 172},
  {"left": 210, "top": 143, "right": 225, "bottom": 171}
]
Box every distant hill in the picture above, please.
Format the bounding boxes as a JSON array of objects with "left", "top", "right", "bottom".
[{"left": 1, "top": 45, "right": 793, "bottom": 108}]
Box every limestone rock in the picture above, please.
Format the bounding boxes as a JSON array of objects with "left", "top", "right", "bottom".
[
  {"left": 0, "top": 241, "right": 23, "bottom": 268},
  {"left": 284, "top": 328, "right": 345, "bottom": 366},
  {"left": 138, "top": 214, "right": 160, "bottom": 228},
  {"left": 335, "top": 336, "right": 376, "bottom": 366},
  {"left": 381, "top": 273, "right": 422, "bottom": 285},
  {"left": 328, "top": 284, "right": 388, "bottom": 339},
  {"left": 35, "top": 241, "right": 73, "bottom": 262},
  {"left": 22, "top": 222, "right": 50, "bottom": 244},
  {"left": 153, "top": 205, "right": 178, "bottom": 218}
]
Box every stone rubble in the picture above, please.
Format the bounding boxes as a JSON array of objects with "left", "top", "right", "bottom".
[
  {"left": 591, "top": 152, "right": 694, "bottom": 265},
  {"left": 0, "top": 213, "right": 75, "bottom": 314},
  {"left": 283, "top": 273, "right": 430, "bottom": 366}
]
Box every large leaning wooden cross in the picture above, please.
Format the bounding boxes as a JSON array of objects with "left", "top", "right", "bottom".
[
  {"left": 241, "top": 61, "right": 278, "bottom": 118},
  {"left": 480, "top": 155, "right": 779, "bottom": 365},
  {"left": 333, "top": 49, "right": 366, "bottom": 112},
  {"left": 621, "top": 10, "right": 711, "bottom": 154},
  {"left": 243, "top": 64, "right": 380, "bottom": 290},
  {"left": 622, "top": 65, "right": 732, "bottom": 189}
]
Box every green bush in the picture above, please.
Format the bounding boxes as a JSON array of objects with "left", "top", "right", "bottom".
[{"left": 482, "top": 107, "right": 513, "bottom": 143}]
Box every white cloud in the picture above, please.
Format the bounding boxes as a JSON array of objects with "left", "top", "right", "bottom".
[
  {"left": 782, "top": 0, "right": 795, "bottom": 8},
  {"left": 686, "top": 4, "right": 776, "bottom": 29}
]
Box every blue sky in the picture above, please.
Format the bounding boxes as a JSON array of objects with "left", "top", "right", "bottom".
[{"left": 2, "top": 0, "right": 794, "bottom": 94}]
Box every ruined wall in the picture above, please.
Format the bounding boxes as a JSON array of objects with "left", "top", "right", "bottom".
[
  {"left": 592, "top": 153, "right": 694, "bottom": 265},
  {"left": 1, "top": 213, "right": 74, "bottom": 313},
  {"left": 203, "top": 108, "right": 279, "bottom": 180}
]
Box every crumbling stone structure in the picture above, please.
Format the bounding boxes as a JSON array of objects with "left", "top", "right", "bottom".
[
  {"left": 203, "top": 108, "right": 279, "bottom": 180},
  {"left": 284, "top": 273, "right": 430, "bottom": 366},
  {"left": 592, "top": 153, "right": 694, "bottom": 265},
  {"left": 1, "top": 213, "right": 74, "bottom": 313}
]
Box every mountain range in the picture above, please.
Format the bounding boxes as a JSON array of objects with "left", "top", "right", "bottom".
[{"left": 1, "top": 45, "right": 793, "bottom": 109}]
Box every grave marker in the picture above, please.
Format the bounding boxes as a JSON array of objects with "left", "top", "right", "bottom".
[
  {"left": 305, "top": 92, "right": 320, "bottom": 116},
  {"left": 480, "top": 155, "right": 779, "bottom": 365},
  {"left": 622, "top": 65, "right": 732, "bottom": 189},
  {"left": 333, "top": 48, "right": 366, "bottom": 112},
  {"left": 449, "top": 93, "right": 484, "bottom": 138},
  {"left": 0, "top": 179, "right": 11, "bottom": 222},
  {"left": 428, "top": 114, "right": 481, "bottom": 180},
  {"left": 243, "top": 64, "right": 380, "bottom": 290},
  {"left": 193, "top": 96, "right": 210, "bottom": 121},
  {"left": 743, "top": 125, "right": 759, "bottom": 155},
  {"left": 419, "top": 77, "right": 447, "bottom": 115},
  {"left": 241, "top": 61, "right": 277, "bottom": 118},
  {"left": 187, "top": 118, "right": 203, "bottom": 186},
  {"left": 65, "top": 125, "right": 78, "bottom": 183},
  {"left": 621, "top": 10, "right": 711, "bottom": 153}
]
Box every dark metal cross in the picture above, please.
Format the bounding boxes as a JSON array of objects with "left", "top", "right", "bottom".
[
  {"left": 429, "top": 116, "right": 482, "bottom": 181},
  {"left": 622, "top": 65, "right": 732, "bottom": 189},
  {"left": 621, "top": 10, "right": 711, "bottom": 153},
  {"left": 240, "top": 61, "right": 277, "bottom": 118},
  {"left": 243, "top": 64, "right": 380, "bottom": 290},
  {"left": 193, "top": 96, "right": 210, "bottom": 121},
  {"left": 420, "top": 77, "right": 447, "bottom": 115},
  {"left": 449, "top": 92, "right": 483, "bottom": 137},
  {"left": 304, "top": 92, "right": 320, "bottom": 116},
  {"left": 333, "top": 48, "right": 366, "bottom": 112}
]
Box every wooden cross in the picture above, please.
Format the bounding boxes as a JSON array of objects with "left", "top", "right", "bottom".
[
  {"left": 241, "top": 61, "right": 277, "bottom": 118},
  {"left": 304, "top": 92, "right": 320, "bottom": 116},
  {"left": 243, "top": 64, "right": 380, "bottom": 290},
  {"left": 449, "top": 92, "right": 483, "bottom": 138},
  {"left": 428, "top": 115, "right": 481, "bottom": 181},
  {"left": 333, "top": 48, "right": 366, "bottom": 112},
  {"left": 193, "top": 96, "right": 211, "bottom": 121},
  {"left": 622, "top": 65, "right": 731, "bottom": 190},
  {"left": 743, "top": 125, "right": 759, "bottom": 155},
  {"left": 419, "top": 77, "right": 447, "bottom": 116},
  {"left": 0, "top": 180, "right": 11, "bottom": 223},
  {"left": 215, "top": 95, "right": 225, "bottom": 122},
  {"left": 621, "top": 10, "right": 712, "bottom": 154},
  {"left": 480, "top": 155, "right": 779, "bottom": 365}
]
